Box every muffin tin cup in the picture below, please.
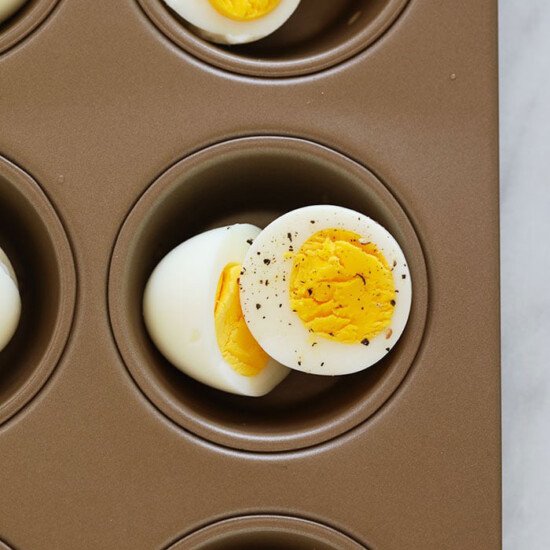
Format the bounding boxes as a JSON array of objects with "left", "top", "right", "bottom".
[
  {"left": 136, "top": 0, "right": 411, "bottom": 77},
  {"left": 0, "top": 0, "right": 60, "bottom": 54},
  {"left": 169, "top": 515, "right": 365, "bottom": 549},
  {"left": 109, "top": 136, "right": 428, "bottom": 453},
  {"left": 0, "top": 156, "right": 76, "bottom": 425}
]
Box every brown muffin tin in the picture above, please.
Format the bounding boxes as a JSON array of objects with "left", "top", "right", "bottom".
[{"left": 0, "top": 0, "right": 500, "bottom": 549}]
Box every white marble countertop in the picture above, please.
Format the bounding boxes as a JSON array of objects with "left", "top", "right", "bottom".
[{"left": 500, "top": 1, "right": 550, "bottom": 548}]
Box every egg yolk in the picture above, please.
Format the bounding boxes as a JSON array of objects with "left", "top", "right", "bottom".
[
  {"left": 209, "top": 0, "right": 280, "bottom": 21},
  {"left": 289, "top": 228, "right": 396, "bottom": 344},
  {"left": 215, "top": 263, "right": 269, "bottom": 376}
]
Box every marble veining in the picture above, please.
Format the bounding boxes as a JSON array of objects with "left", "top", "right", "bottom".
[{"left": 500, "top": 1, "right": 550, "bottom": 549}]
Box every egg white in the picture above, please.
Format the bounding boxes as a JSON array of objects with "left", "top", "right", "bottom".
[
  {"left": 240, "top": 205, "right": 413, "bottom": 376},
  {"left": 0, "top": 246, "right": 21, "bottom": 353},
  {"left": 0, "top": 0, "right": 28, "bottom": 24},
  {"left": 163, "top": 0, "right": 301, "bottom": 44},
  {"left": 143, "top": 224, "right": 289, "bottom": 397}
]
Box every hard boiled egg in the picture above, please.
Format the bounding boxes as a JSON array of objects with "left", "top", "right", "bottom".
[
  {"left": 0, "top": 246, "right": 21, "bottom": 353},
  {"left": 143, "top": 224, "right": 289, "bottom": 397},
  {"left": 163, "top": 0, "right": 301, "bottom": 44},
  {"left": 240, "top": 205, "right": 412, "bottom": 376},
  {"left": 0, "top": 0, "right": 28, "bottom": 24}
]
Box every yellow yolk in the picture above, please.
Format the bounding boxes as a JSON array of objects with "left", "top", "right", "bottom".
[
  {"left": 209, "top": 0, "right": 280, "bottom": 21},
  {"left": 289, "top": 229, "right": 396, "bottom": 344},
  {"left": 215, "top": 263, "right": 269, "bottom": 376}
]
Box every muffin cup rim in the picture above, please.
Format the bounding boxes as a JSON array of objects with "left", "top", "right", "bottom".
[
  {"left": 134, "top": 0, "right": 412, "bottom": 78},
  {"left": 0, "top": 154, "right": 77, "bottom": 426},
  {"left": 108, "top": 135, "right": 429, "bottom": 453}
]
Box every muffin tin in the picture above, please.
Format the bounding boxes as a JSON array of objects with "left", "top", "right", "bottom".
[{"left": 0, "top": 0, "right": 500, "bottom": 548}]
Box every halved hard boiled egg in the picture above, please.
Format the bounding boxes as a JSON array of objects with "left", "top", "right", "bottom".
[
  {"left": 0, "top": 0, "right": 28, "bottom": 24},
  {"left": 240, "top": 206, "right": 412, "bottom": 376},
  {"left": 143, "top": 224, "right": 289, "bottom": 397},
  {"left": 163, "top": 0, "right": 301, "bottom": 44},
  {"left": 0, "top": 246, "right": 21, "bottom": 353}
]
